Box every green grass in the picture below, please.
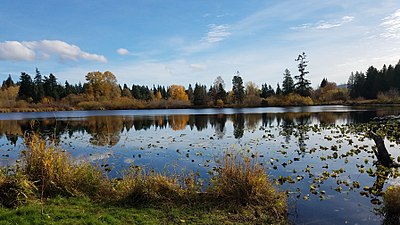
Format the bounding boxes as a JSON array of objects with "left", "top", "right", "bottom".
[{"left": 0, "top": 196, "right": 279, "bottom": 225}]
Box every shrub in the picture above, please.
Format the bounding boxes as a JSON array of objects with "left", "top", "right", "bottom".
[
  {"left": 77, "top": 101, "right": 103, "bottom": 110},
  {"left": 146, "top": 99, "right": 168, "bottom": 109},
  {"left": 321, "top": 89, "right": 349, "bottom": 103},
  {"left": 101, "top": 98, "right": 134, "bottom": 109},
  {"left": 377, "top": 89, "right": 400, "bottom": 103},
  {"left": 216, "top": 99, "right": 224, "bottom": 108},
  {"left": 266, "top": 93, "right": 313, "bottom": 106},
  {"left": 166, "top": 100, "right": 191, "bottom": 108},
  {"left": 15, "top": 100, "right": 29, "bottom": 108},
  {"left": 244, "top": 95, "right": 261, "bottom": 107}
]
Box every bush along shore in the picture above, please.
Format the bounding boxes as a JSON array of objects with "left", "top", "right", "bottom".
[{"left": 0, "top": 133, "right": 287, "bottom": 224}]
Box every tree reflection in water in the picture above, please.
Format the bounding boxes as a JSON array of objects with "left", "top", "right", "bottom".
[{"left": 0, "top": 110, "right": 393, "bottom": 147}]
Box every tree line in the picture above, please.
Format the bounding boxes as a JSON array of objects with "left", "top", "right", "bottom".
[
  {"left": 1, "top": 52, "right": 317, "bottom": 109},
  {"left": 347, "top": 61, "right": 400, "bottom": 99},
  {"left": 1, "top": 52, "right": 399, "bottom": 110}
]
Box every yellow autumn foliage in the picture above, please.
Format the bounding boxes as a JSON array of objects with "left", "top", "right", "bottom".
[{"left": 168, "top": 85, "right": 188, "bottom": 101}]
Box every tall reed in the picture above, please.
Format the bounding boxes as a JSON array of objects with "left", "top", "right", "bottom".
[{"left": 21, "top": 133, "right": 106, "bottom": 198}]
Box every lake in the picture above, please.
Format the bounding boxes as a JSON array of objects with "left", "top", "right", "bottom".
[{"left": 0, "top": 105, "right": 399, "bottom": 224}]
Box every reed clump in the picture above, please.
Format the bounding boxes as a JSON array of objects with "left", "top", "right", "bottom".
[
  {"left": 381, "top": 185, "right": 400, "bottom": 224},
  {"left": 113, "top": 168, "right": 197, "bottom": 205},
  {"left": 210, "top": 151, "right": 287, "bottom": 222},
  {"left": 0, "top": 171, "right": 35, "bottom": 207},
  {"left": 21, "top": 134, "right": 107, "bottom": 198}
]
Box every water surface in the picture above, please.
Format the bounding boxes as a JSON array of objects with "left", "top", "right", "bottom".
[{"left": 0, "top": 105, "right": 399, "bottom": 224}]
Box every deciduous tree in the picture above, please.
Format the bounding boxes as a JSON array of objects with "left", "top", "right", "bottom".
[
  {"left": 85, "top": 71, "right": 120, "bottom": 100},
  {"left": 168, "top": 84, "right": 189, "bottom": 101}
]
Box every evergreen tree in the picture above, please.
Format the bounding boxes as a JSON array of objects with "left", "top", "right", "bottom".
[
  {"left": 282, "top": 69, "right": 295, "bottom": 95},
  {"left": 18, "top": 72, "right": 34, "bottom": 101},
  {"left": 1, "top": 75, "right": 15, "bottom": 89},
  {"left": 141, "top": 86, "right": 152, "bottom": 100},
  {"left": 364, "top": 66, "right": 379, "bottom": 99},
  {"left": 193, "top": 83, "right": 208, "bottom": 106},
  {"left": 209, "top": 76, "right": 227, "bottom": 104},
  {"left": 394, "top": 61, "right": 400, "bottom": 91},
  {"left": 187, "top": 84, "right": 194, "bottom": 103},
  {"left": 260, "top": 83, "right": 275, "bottom": 98},
  {"left": 131, "top": 84, "right": 142, "bottom": 99},
  {"left": 159, "top": 86, "right": 168, "bottom": 99},
  {"left": 232, "top": 71, "right": 245, "bottom": 104},
  {"left": 348, "top": 71, "right": 365, "bottom": 98},
  {"left": 216, "top": 83, "right": 227, "bottom": 103},
  {"left": 76, "top": 82, "right": 84, "bottom": 94},
  {"left": 276, "top": 83, "right": 282, "bottom": 95},
  {"left": 294, "top": 52, "right": 312, "bottom": 97},
  {"left": 121, "top": 84, "right": 132, "bottom": 97},
  {"left": 65, "top": 81, "right": 75, "bottom": 96},
  {"left": 33, "top": 68, "right": 44, "bottom": 103},
  {"left": 320, "top": 78, "right": 328, "bottom": 88},
  {"left": 44, "top": 73, "right": 61, "bottom": 100}
]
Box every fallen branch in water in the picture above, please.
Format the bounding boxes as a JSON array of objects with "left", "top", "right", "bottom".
[{"left": 369, "top": 131, "right": 400, "bottom": 168}]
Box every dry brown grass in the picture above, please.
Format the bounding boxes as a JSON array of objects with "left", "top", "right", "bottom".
[
  {"left": 210, "top": 151, "right": 287, "bottom": 221},
  {"left": 382, "top": 185, "right": 400, "bottom": 224},
  {"left": 22, "top": 134, "right": 107, "bottom": 198},
  {"left": 0, "top": 171, "right": 35, "bottom": 207}
]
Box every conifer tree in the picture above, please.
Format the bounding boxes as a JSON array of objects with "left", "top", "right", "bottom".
[
  {"left": 282, "top": 69, "right": 294, "bottom": 95},
  {"left": 294, "top": 52, "right": 312, "bottom": 97}
]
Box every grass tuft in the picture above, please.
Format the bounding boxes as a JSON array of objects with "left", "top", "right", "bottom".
[
  {"left": 0, "top": 171, "right": 35, "bottom": 207},
  {"left": 21, "top": 133, "right": 107, "bottom": 198},
  {"left": 210, "top": 151, "right": 287, "bottom": 223}
]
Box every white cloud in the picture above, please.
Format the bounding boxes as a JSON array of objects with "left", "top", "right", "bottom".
[
  {"left": 0, "top": 41, "right": 36, "bottom": 61},
  {"left": 0, "top": 40, "right": 107, "bottom": 63},
  {"left": 190, "top": 63, "right": 207, "bottom": 71},
  {"left": 180, "top": 24, "right": 232, "bottom": 55},
  {"left": 291, "top": 16, "right": 354, "bottom": 30},
  {"left": 203, "top": 24, "right": 231, "bottom": 43},
  {"left": 117, "top": 48, "right": 129, "bottom": 55},
  {"left": 380, "top": 9, "right": 400, "bottom": 38}
]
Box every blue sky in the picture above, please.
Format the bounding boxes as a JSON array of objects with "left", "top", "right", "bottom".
[{"left": 1, "top": 0, "right": 400, "bottom": 89}]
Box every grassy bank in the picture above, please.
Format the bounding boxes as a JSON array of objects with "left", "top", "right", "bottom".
[
  {"left": 0, "top": 133, "right": 287, "bottom": 224},
  {"left": 0, "top": 196, "right": 271, "bottom": 225}
]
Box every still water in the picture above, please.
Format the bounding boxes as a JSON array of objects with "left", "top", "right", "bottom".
[{"left": 0, "top": 105, "right": 399, "bottom": 224}]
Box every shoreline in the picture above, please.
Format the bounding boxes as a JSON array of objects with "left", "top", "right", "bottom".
[{"left": 0, "top": 102, "right": 400, "bottom": 114}]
